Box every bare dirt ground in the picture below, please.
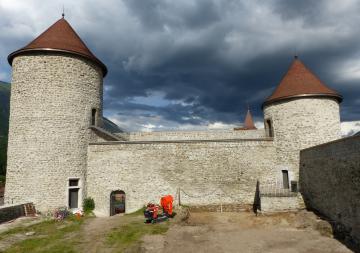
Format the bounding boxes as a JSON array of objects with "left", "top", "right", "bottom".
[
  {"left": 141, "top": 211, "right": 353, "bottom": 253},
  {"left": 0, "top": 210, "right": 355, "bottom": 252}
]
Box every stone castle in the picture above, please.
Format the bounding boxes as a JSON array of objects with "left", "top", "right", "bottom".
[{"left": 4, "top": 17, "right": 343, "bottom": 217}]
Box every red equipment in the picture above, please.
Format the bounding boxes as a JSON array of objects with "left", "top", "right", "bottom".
[
  {"left": 160, "top": 195, "right": 173, "bottom": 216},
  {"left": 146, "top": 203, "right": 159, "bottom": 219},
  {"left": 144, "top": 195, "right": 175, "bottom": 223}
]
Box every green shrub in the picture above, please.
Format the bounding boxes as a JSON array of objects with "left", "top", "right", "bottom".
[
  {"left": 0, "top": 175, "right": 5, "bottom": 185},
  {"left": 83, "top": 197, "right": 95, "bottom": 213}
]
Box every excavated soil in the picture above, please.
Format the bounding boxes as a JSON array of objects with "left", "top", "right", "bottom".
[{"left": 140, "top": 211, "right": 353, "bottom": 253}]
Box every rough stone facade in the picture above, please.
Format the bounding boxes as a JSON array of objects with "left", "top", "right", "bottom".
[
  {"left": 5, "top": 52, "right": 103, "bottom": 211},
  {"left": 263, "top": 98, "right": 341, "bottom": 181},
  {"left": 261, "top": 196, "right": 304, "bottom": 212},
  {"left": 300, "top": 135, "right": 360, "bottom": 246},
  {"left": 87, "top": 139, "right": 277, "bottom": 216},
  {"left": 128, "top": 129, "right": 265, "bottom": 141}
]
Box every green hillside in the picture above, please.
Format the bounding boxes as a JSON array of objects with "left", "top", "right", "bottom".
[{"left": 0, "top": 81, "right": 10, "bottom": 180}]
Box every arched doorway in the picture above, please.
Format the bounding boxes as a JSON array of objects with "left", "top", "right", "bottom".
[{"left": 110, "top": 190, "right": 126, "bottom": 216}]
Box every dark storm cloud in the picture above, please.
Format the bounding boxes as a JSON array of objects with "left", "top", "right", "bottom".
[
  {"left": 270, "top": 0, "right": 326, "bottom": 24},
  {"left": 122, "top": 0, "right": 223, "bottom": 30},
  {"left": 1, "top": 0, "right": 360, "bottom": 131}
]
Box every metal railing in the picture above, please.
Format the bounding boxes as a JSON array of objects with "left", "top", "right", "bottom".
[{"left": 260, "top": 180, "right": 298, "bottom": 197}]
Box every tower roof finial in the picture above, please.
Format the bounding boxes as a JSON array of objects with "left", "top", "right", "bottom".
[
  {"left": 294, "top": 47, "right": 298, "bottom": 59},
  {"left": 62, "top": 5, "right": 65, "bottom": 18}
]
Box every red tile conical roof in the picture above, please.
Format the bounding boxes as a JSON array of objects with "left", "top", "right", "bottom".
[
  {"left": 244, "top": 109, "right": 257, "bottom": 129},
  {"left": 8, "top": 18, "right": 107, "bottom": 76},
  {"left": 263, "top": 57, "right": 341, "bottom": 107},
  {"left": 234, "top": 108, "right": 257, "bottom": 130}
]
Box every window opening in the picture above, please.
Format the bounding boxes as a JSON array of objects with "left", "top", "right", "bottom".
[
  {"left": 91, "top": 108, "right": 97, "bottom": 126},
  {"left": 266, "top": 119, "right": 274, "bottom": 137}
]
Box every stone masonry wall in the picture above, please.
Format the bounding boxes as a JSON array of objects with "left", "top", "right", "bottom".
[
  {"left": 300, "top": 135, "right": 360, "bottom": 246},
  {"left": 5, "top": 52, "right": 103, "bottom": 211},
  {"left": 261, "top": 196, "right": 304, "bottom": 212},
  {"left": 87, "top": 139, "right": 276, "bottom": 216},
  {"left": 263, "top": 98, "right": 340, "bottom": 182},
  {"left": 128, "top": 129, "right": 265, "bottom": 141}
]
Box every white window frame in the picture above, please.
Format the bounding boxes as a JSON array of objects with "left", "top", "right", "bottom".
[{"left": 67, "top": 177, "right": 82, "bottom": 210}]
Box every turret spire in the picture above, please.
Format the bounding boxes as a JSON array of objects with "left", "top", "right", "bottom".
[
  {"left": 263, "top": 57, "right": 342, "bottom": 108},
  {"left": 234, "top": 107, "right": 257, "bottom": 130},
  {"left": 8, "top": 17, "right": 107, "bottom": 76}
]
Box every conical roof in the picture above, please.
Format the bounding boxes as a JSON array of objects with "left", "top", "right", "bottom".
[
  {"left": 263, "top": 57, "right": 341, "bottom": 107},
  {"left": 8, "top": 18, "right": 107, "bottom": 76},
  {"left": 234, "top": 108, "right": 257, "bottom": 130}
]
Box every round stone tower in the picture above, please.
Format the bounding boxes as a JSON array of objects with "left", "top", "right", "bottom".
[
  {"left": 262, "top": 57, "right": 342, "bottom": 183},
  {"left": 5, "top": 17, "right": 107, "bottom": 211}
]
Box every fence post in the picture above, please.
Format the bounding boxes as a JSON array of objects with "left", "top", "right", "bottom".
[
  {"left": 178, "top": 187, "right": 181, "bottom": 206},
  {"left": 220, "top": 191, "right": 223, "bottom": 213}
]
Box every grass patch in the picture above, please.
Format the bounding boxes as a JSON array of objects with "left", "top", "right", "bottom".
[
  {"left": 1, "top": 215, "right": 86, "bottom": 253},
  {"left": 125, "top": 206, "right": 146, "bottom": 217},
  {"left": 106, "top": 219, "right": 169, "bottom": 251}
]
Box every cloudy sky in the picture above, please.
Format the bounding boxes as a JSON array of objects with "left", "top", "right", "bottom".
[{"left": 0, "top": 0, "right": 359, "bottom": 135}]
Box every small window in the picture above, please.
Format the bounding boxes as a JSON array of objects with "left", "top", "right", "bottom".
[
  {"left": 265, "top": 119, "right": 274, "bottom": 137},
  {"left": 91, "top": 109, "right": 97, "bottom": 126},
  {"left": 69, "top": 179, "right": 79, "bottom": 187},
  {"left": 282, "top": 170, "right": 289, "bottom": 189}
]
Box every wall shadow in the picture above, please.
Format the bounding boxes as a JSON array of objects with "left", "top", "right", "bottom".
[
  {"left": 252, "top": 180, "right": 261, "bottom": 216},
  {"left": 300, "top": 195, "right": 360, "bottom": 252}
]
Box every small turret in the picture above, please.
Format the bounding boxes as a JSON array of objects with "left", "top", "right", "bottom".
[{"left": 234, "top": 108, "right": 257, "bottom": 130}]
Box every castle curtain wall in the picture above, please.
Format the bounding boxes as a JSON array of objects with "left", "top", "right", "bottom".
[
  {"left": 87, "top": 139, "right": 276, "bottom": 216},
  {"left": 300, "top": 135, "right": 360, "bottom": 245}
]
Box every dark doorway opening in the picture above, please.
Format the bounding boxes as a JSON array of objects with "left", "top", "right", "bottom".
[
  {"left": 69, "top": 188, "right": 79, "bottom": 209},
  {"left": 282, "top": 170, "right": 289, "bottom": 189},
  {"left": 110, "top": 190, "right": 126, "bottom": 216}
]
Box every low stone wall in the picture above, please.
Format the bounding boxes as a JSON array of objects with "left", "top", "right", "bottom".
[
  {"left": 300, "top": 135, "right": 360, "bottom": 247},
  {"left": 129, "top": 129, "right": 266, "bottom": 141},
  {"left": 261, "top": 195, "right": 304, "bottom": 212},
  {"left": 0, "top": 203, "right": 26, "bottom": 223},
  {"left": 87, "top": 138, "right": 277, "bottom": 216},
  {"left": 188, "top": 203, "right": 252, "bottom": 213}
]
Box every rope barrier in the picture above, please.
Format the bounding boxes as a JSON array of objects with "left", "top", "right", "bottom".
[
  {"left": 219, "top": 187, "right": 241, "bottom": 199},
  {"left": 180, "top": 185, "right": 245, "bottom": 199},
  {"left": 180, "top": 188, "right": 219, "bottom": 198}
]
